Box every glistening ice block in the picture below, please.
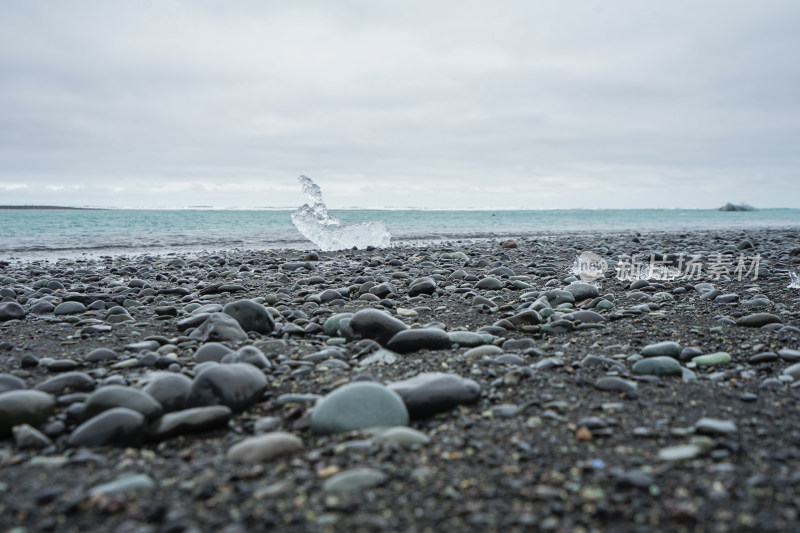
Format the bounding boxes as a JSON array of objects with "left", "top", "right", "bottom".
[{"left": 291, "top": 175, "right": 391, "bottom": 251}]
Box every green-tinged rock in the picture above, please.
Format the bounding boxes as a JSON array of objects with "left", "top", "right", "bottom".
[
  {"left": 370, "top": 426, "right": 430, "bottom": 446},
  {"left": 323, "top": 313, "right": 354, "bottom": 336},
  {"left": 310, "top": 382, "right": 409, "bottom": 435},
  {"left": 323, "top": 467, "right": 387, "bottom": 493},
  {"left": 692, "top": 352, "right": 731, "bottom": 366},
  {"left": 632, "top": 356, "right": 682, "bottom": 376},
  {"left": 595, "top": 299, "right": 616, "bottom": 311},
  {"left": 448, "top": 331, "right": 486, "bottom": 347}
]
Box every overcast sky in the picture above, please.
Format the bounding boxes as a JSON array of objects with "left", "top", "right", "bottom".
[{"left": 1, "top": 1, "right": 799, "bottom": 209}]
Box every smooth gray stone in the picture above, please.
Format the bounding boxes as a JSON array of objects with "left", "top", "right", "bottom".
[
  {"left": 188, "top": 313, "right": 249, "bottom": 342},
  {"left": 487, "top": 266, "right": 515, "bottom": 277},
  {"left": 506, "top": 310, "right": 542, "bottom": 326},
  {"left": 193, "top": 342, "right": 234, "bottom": 363},
  {"left": 0, "top": 390, "right": 56, "bottom": 436},
  {"left": 186, "top": 363, "right": 267, "bottom": 411},
  {"left": 475, "top": 277, "right": 503, "bottom": 290},
  {"left": 0, "top": 302, "right": 26, "bottom": 321},
  {"left": 68, "top": 407, "right": 146, "bottom": 447},
  {"left": 658, "top": 444, "right": 701, "bottom": 461},
  {"left": 221, "top": 345, "right": 272, "bottom": 370},
  {"left": 0, "top": 373, "right": 26, "bottom": 394},
  {"left": 679, "top": 347, "right": 703, "bottom": 361},
  {"left": 226, "top": 431, "right": 303, "bottom": 463},
  {"left": 501, "top": 338, "right": 536, "bottom": 352},
  {"left": 177, "top": 312, "right": 211, "bottom": 332},
  {"left": 193, "top": 304, "right": 224, "bottom": 314},
  {"left": 223, "top": 299, "right": 274, "bottom": 334},
  {"left": 534, "top": 357, "right": 564, "bottom": 370},
  {"left": 370, "top": 426, "right": 431, "bottom": 446},
  {"left": 494, "top": 353, "right": 526, "bottom": 365},
  {"left": 699, "top": 289, "right": 723, "bottom": 301},
  {"left": 464, "top": 345, "right": 503, "bottom": 358},
  {"left": 141, "top": 372, "right": 193, "bottom": 412},
  {"left": 694, "top": 417, "right": 737, "bottom": 436},
  {"left": 778, "top": 349, "right": 800, "bottom": 362},
  {"left": 748, "top": 352, "right": 778, "bottom": 364},
  {"left": 388, "top": 372, "right": 481, "bottom": 419},
  {"left": 447, "top": 331, "right": 486, "bottom": 347},
  {"left": 408, "top": 277, "right": 437, "bottom": 297},
  {"left": 565, "top": 282, "right": 600, "bottom": 302},
  {"left": 580, "top": 354, "right": 615, "bottom": 368},
  {"left": 35, "top": 372, "right": 96, "bottom": 395},
  {"left": 85, "top": 347, "right": 119, "bottom": 362},
  {"left": 124, "top": 340, "right": 161, "bottom": 352},
  {"left": 323, "top": 467, "right": 386, "bottom": 493},
  {"left": 348, "top": 309, "right": 408, "bottom": 345},
  {"left": 471, "top": 295, "right": 496, "bottom": 308},
  {"left": 561, "top": 310, "right": 606, "bottom": 324},
  {"left": 546, "top": 319, "right": 574, "bottom": 334},
  {"left": 54, "top": 301, "right": 86, "bottom": 316},
  {"left": 632, "top": 356, "right": 682, "bottom": 376},
  {"left": 29, "top": 300, "right": 55, "bottom": 314},
  {"left": 641, "top": 341, "right": 682, "bottom": 358},
  {"left": 13, "top": 423, "right": 52, "bottom": 449},
  {"left": 594, "top": 377, "right": 638, "bottom": 395},
  {"left": 783, "top": 362, "right": 800, "bottom": 380},
  {"left": 323, "top": 313, "right": 354, "bottom": 336},
  {"left": 369, "top": 282, "right": 397, "bottom": 298},
  {"left": 545, "top": 289, "right": 575, "bottom": 306},
  {"left": 149, "top": 405, "right": 232, "bottom": 441},
  {"left": 736, "top": 313, "right": 782, "bottom": 327},
  {"left": 253, "top": 416, "right": 281, "bottom": 433},
  {"left": 310, "top": 381, "right": 409, "bottom": 435},
  {"left": 386, "top": 328, "right": 451, "bottom": 354},
  {"left": 692, "top": 352, "right": 731, "bottom": 366},
  {"left": 81, "top": 385, "right": 163, "bottom": 422},
  {"left": 88, "top": 474, "right": 155, "bottom": 496}
]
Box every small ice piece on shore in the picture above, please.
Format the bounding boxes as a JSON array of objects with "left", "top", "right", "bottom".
[
  {"left": 291, "top": 175, "right": 391, "bottom": 251},
  {"left": 789, "top": 270, "right": 800, "bottom": 289}
]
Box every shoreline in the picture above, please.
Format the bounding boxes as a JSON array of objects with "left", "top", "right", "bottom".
[
  {"left": 0, "top": 205, "right": 106, "bottom": 210},
  {"left": 1, "top": 227, "right": 799, "bottom": 531},
  {"left": 4, "top": 225, "right": 800, "bottom": 264}
]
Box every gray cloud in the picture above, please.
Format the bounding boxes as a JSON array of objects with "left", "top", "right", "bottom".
[{"left": 1, "top": 1, "right": 799, "bottom": 208}]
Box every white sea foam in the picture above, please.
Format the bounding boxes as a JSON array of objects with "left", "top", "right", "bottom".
[{"left": 290, "top": 175, "right": 391, "bottom": 251}]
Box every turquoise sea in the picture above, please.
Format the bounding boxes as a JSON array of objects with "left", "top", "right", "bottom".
[{"left": 1, "top": 208, "right": 799, "bottom": 260}]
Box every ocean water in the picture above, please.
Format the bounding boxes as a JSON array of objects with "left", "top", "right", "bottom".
[{"left": 1, "top": 208, "right": 799, "bottom": 260}]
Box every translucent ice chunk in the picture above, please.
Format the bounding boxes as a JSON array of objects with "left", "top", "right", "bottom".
[
  {"left": 291, "top": 175, "right": 391, "bottom": 251},
  {"left": 789, "top": 270, "right": 800, "bottom": 289}
]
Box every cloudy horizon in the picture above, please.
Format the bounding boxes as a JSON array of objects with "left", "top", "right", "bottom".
[{"left": 1, "top": 1, "right": 799, "bottom": 209}]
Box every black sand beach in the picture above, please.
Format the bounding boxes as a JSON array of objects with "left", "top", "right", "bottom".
[{"left": 1, "top": 228, "right": 799, "bottom": 532}]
